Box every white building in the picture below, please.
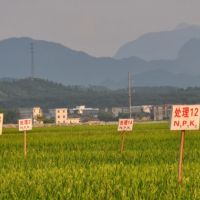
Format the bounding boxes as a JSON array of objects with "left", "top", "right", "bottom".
[
  {"left": 142, "top": 105, "right": 153, "bottom": 113},
  {"left": 112, "top": 107, "right": 122, "bottom": 117},
  {"left": 66, "top": 118, "right": 80, "bottom": 123},
  {"left": 18, "top": 107, "right": 43, "bottom": 124},
  {"left": 82, "top": 108, "right": 99, "bottom": 117},
  {"left": 69, "top": 105, "right": 99, "bottom": 117},
  {"left": 47, "top": 108, "right": 68, "bottom": 124},
  {"left": 69, "top": 105, "right": 87, "bottom": 114},
  {"left": 112, "top": 106, "right": 142, "bottom": 117}
]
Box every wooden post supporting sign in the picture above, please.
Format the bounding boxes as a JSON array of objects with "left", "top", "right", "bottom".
[
  {"left": 118, "top": 119, "right": 133, "bottom": 154},
  {"left": 178, "top": 130, "right": 185, "bottom": 184},
  {"left": 120, "top": 131, "right": 126, "bottom": 154},
  {"left": 169, "top": 105, "right": 200, "bottom": 184},
  {"left": 18, "top": 119, "right": 32, "bottom": 155},
  {"left": 24, "top": 130, "right": 26, "bottom": 155}
]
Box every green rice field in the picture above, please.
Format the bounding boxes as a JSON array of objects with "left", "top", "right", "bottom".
[{"left": 1, "top": 123, "right": 200, "bottom": 199}]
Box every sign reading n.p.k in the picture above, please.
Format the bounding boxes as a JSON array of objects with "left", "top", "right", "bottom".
[
  {"left": 118, "top": 119, "right": 133, "bottom": 131},
  {"left": 169, "top": 105, "right": 200, "bottom": 130},
  {"left": 18, "top": 119, "right": 32, "bottom": 131}
]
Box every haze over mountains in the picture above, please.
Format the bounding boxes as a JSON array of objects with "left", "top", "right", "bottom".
[
  {"left": 1, "top": 24, "right": 200, "bottom": 90},
  {"left": 114, "top": 23, "right": 200, "bottom": 61}
]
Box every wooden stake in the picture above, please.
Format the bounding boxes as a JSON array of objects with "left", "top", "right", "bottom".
[
  {"left": 120, "top": 131, "right": 126, "bottom": 154},
  {"left": 24, "top": 130, "right": 26, "bottom": 155},
  {"left": 178, "top": 130, "right": 185, "bottom": 184}
]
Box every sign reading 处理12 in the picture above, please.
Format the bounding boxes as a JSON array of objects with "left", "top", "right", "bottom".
[
  {"left": 118, "top": 119, "right": 134, "bottom": 131},
  {"left": 169, "top": 105, "right": 200, "bottom": 130}
]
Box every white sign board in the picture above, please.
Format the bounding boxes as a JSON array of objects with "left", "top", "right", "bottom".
[
  {"left": 118, "top": 119, "right": 133, "bottom": 131},
  {"left": 18, "top": 119, "right": 32, "bottom": 131},
  {"left": 169, "top": 105, "right": 200, "bottom": 130},
  {"left": 0, "top": 113, "right": 3, "bottom": 135}
]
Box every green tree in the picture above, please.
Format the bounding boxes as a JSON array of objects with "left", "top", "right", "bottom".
[
  {"left": 43, "top": 117, "right": 55, "bottom": 124},
  {"left": 117, "top": 112, "right": 129, "bottom": 120},
  {"left": 3, "top": 108, "right": 20, "bottom": 124},
  {"left": 98, "top": 111, "right": 117, "bottom": 122},
  {"left": 74, "top": 109, "right": 79, "bottom": 114},
  {"left": 36, "top": 115, "right": 46, "bottom": 123}
]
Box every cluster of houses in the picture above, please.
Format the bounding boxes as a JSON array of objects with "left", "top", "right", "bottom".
[
  {"left": 18, "top": 106, "right": 99, "bottom": 125},
  {"left": 18, "top": 104, "right": 187, "bottom": 125}
]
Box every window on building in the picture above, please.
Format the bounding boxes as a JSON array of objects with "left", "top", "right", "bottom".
[
  {"left": 58, "top": 116, "right": 60, "bottom": 118},
  {"left": 63, "top": 121, "right": 65, "bottom": 123},
  {"left": 58, "top": 121, "right": 60, "bottom": 123},
  {"left": 58, "top": 110, "right": 60, "bottom": 113},
  {"left": 63, "top": 110, "right": 65, "bottom": 113},
  {"left": 63, "top": 116, "right": 65, "bottom": 118}
]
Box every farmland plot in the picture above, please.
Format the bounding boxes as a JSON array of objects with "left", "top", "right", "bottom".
[{"left": 1, "top": 124, "right": 200, "bottom": 199}]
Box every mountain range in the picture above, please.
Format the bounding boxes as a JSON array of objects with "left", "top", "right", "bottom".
[
  {"left": 1, "top": 30, "right": 200, "bottom": 89},
  {"left": 114, "top": 23, "right": 200, "bottom": 61}
]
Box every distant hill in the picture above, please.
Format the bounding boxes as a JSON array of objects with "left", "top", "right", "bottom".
[
  {"left": 121, "top": 69, "right": 197, "bottom": 88},
  {"left": 115, "top": 86, "right": 180, "bottom": 93},
  {"left": 176, "top": 38, "right": 200, "bottom": 74},
  {"left": 175, "top": 23, "right": 200, "bottom": 30},
  {"left": 1, "top": 78, "right": 200, "bottom": 110},
  {"left": 114, "top": 25, "right": 200, "bottom": 61},
  {"left": 1, "top": 37, "right": 200, "bottom": 90},
  {"left": 101, "top": 69, "right": 200, "bottom": 90},
  {"left": 0, "top": 37, "right": 153, "bottom": 86},
  {"left": 0, "top": 77, "right": 18, "bottom": 82}
]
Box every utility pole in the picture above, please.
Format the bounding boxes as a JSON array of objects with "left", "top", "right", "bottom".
[
  {"left": 30, "top": 43, "right": 35, "bottom": 79},
  {"left": 128, "top": 72, "right": 131, "bottom": 119}
]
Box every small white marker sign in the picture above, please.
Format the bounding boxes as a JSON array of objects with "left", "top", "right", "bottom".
[
  {"left": 18, "top": 119, "right": 32, "bottom": 131},
  {"left": 169, "top": 105, "right": 200, "bottom": 130},
  {"left": 0, "top": 113, "right": 3, "bottom": 135},
  {"left": 118, "top": 119, "right": 133, "bottom": 131}
]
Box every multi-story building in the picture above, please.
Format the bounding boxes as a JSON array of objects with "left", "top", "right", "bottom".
[
  {"left": 112, "top": 106, "right": 144, "bottom": 117},
  {"left": 99, "top": 108, "right": 112, "bottom": 112},
  {"left": 47, "top": 108, "right": 68, "bottom": 124},
  {"left": 69, "top": 105, "right": 86, "bottom": 114},
  {"left": 69, "top": 105, "right": 99, "bottom": 117},
  {"left": 82, "top": 108, "right": 99, "bottom": 117},
  {"left": 18, "top": 107, "right": 43, "bottom": 124},
  {"left": 152, "top": 105, "right": 167, "bottom": 120},
  {"left": 142, "top": 105, "right": 152, "bottom": 113},
  {"left": 112, "top": 107, "right": 122, "bottom": 117},
  {"left": 152, "top": 104, "right": 182, "bottom": 120}
]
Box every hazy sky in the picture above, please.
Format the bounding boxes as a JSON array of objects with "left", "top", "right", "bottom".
[{"left": 1, "top": 0, "right": 200, "bottom": 57}]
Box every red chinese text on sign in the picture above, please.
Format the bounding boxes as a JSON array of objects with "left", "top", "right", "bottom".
[
  {"left": 170, "top": 105, "right": 200, "bottom": 130},
  {"left": 118, "top": 119, "right": 134, "bottom": 131},
  {"left": 18, "top": 119, "right": 32, "bottom": 131}
]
